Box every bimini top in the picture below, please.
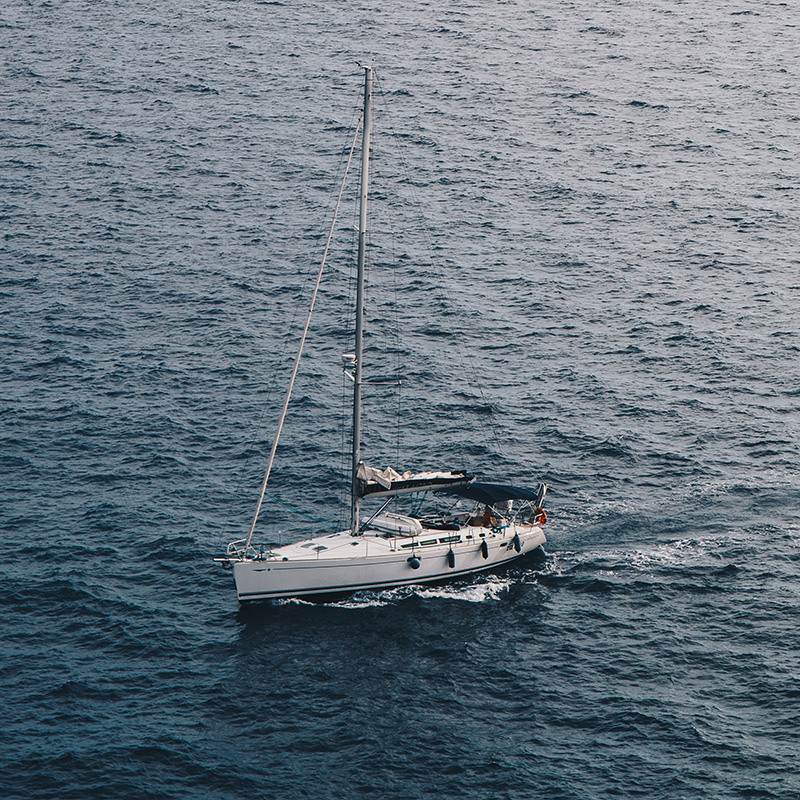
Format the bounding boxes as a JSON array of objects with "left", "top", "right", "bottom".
[{"left": 439, "top": 482, "right": 542, "bottom": 505}]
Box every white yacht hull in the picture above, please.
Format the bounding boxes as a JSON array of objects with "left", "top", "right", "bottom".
[{"left": 228, "top": 523, "right": 545, "bottom": 602}]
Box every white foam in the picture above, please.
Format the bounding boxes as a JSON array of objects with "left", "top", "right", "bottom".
[
  {"left": 414, "top": 577, "right": 512, "bottom": 602},
  {"left": 326, "top": 576, "right": 513, "bottom": 608},
  {"left": 551, "top": 531, "right": 751, "bottom": 578}
]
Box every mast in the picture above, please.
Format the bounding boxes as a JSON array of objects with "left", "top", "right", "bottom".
[{"left": 350, "top": 65, "right": 372, "bottom": 535}]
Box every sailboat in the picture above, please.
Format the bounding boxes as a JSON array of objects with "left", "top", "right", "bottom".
[{"left": 216, "top": 67, "right": 548, "bottom": 602}]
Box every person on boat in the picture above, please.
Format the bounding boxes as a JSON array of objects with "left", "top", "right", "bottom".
[{"left": 468, "top": 505, "right": 493, "bottom": 527}]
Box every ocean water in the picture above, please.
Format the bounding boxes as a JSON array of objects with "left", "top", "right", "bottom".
[{"left": 2, "top": 1, "right": 799, "bottom": 798}]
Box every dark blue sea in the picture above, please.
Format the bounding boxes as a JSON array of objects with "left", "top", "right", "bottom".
[{"left": 2, "top": 1, "right": 799, "bottom": 798}]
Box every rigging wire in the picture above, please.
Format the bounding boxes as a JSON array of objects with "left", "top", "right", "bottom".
[
  {"left": 218, "top": 98, "right": 364, "bottom": 549},
  {"left": 347, "top": 84, "right": 406, "bottom": 472},
  {"left": 243, "top": 111, "right": 363, "bottom": 550}
]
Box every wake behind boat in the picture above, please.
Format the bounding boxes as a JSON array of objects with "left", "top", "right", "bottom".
[{"left": 216, "top": 68, "right": 548, "bottom": 603}]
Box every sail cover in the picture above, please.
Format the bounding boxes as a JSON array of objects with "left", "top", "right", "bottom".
[
  {"left": 438, "top": 482, "right": 542, "bottom": 505},
  {"left": 358, "top": 464, "right": 473, "bottom": 498}
]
